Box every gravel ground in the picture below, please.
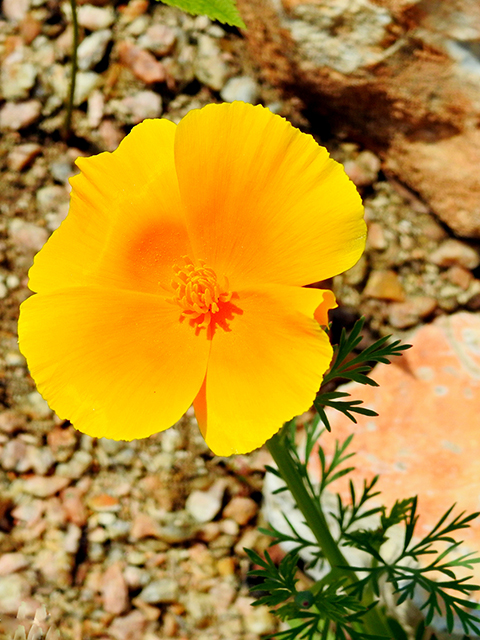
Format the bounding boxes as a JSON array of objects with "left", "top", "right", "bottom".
[{"left": 1, "top": 0, "right": 480, "bottom": 638}]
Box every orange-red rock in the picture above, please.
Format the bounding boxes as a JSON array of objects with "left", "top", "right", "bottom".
[{"left": 310, "top": 312, "right": 480, "bottom": 576}]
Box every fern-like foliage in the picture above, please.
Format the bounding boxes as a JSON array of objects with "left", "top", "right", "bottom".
[
  {"left": 316, "top": 318, "right": 411, "bottom": 431},
  {"left": 246, "top": 548, "right": 385, "bottom": 640}
]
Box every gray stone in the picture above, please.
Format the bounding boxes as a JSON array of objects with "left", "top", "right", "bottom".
[
  {"left": 74, "top": 72, "right": 101, "bottom": 105},
  {"left": 220, "top": 76, "right": 260, "bottom": 104},
  {"left": 77, "top": 30, "right": 112, "bottom": 71},
  {"left": 77, "top": 4, "right": 115, "bottom": 30},
  {"left": 0, "top": 574, "right": 31, "bottom": 615},
  {"left": 56, "top": 451, "right": 93, "bottom": 479},
  {"left": 194, "top": 34, "right": 228, "bottom": 91},
  {"left": 185, "top": 479, "right": 226, "bottom": 523},
  {"left": 138, "top": 578, "right": 179, "bottom": 604},
  {"left": 137, "top": 24, "right": 177, "bottom": 56},
  {"left": 430, "top": 239, "right": 480, "bottom": 270},
  {"left": 9, "top": 219, "right": 48, "bottom": 252},
  {"left": 36, "top": 185, "right": 69, "bottom": 216},
  {"left": 1, "top": 49, "right": 37, "bottom": 100},
  {"left": 109, "top": 90, "right": 162, "bottom": 125}
]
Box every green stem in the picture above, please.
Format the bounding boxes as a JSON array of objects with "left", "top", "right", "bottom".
[
  {"left": 63, "top": 0, "right": 79, "bottom": 140},
  {"left": 266, "top": 426, "right": 392, "bottom": 638}
]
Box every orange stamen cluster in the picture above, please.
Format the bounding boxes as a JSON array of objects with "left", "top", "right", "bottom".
[{"left": 171, "top": 257, "right": 232, "bottom": 334}]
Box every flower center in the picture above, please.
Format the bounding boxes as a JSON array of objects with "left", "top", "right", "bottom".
[{"left": 171, "top": 257, "right": 232, "bottom": 336}]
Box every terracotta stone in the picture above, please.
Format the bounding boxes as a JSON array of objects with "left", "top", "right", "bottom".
[
  {"left": 117, "top": 41, "right": 166, "bottom": 84},
  {"left": 102, "top": 563, "right": 129, "bottom": 615},
  {"left": 309, "top": 312, "right": 480, "bottom": 576}
]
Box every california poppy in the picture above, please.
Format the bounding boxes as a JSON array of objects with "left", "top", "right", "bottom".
[{"left": 18, "top": 102, "right": 365, "bottom": 456}]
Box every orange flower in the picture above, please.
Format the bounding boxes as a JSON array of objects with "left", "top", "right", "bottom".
[{"left": 18, "top": 102, "right": 365, "bottom": 456}]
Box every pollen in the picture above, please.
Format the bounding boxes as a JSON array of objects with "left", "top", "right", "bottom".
[{"left": 171, "top": 257, "right": 232, "bottom": 335}]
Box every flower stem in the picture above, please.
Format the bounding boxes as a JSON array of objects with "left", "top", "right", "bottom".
[
  {"left": 266, "top": 426, "right": 392, "bottom": 638},
  {"left": 63, "top": 0, "right": 79, "bottom": 140}
]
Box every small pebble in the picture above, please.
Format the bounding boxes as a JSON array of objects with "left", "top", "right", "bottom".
[
  {"left": 194, "top": 34, "right": 228, "bottom": 91},
  {"left": 185, "top": 479, "right": 226, "bottom": 523},
  {"left": 108, "top": 610, "right": 147, "bottom": 640},
  {"left": 111, "top": 90, "right": 162, "bottom": 124},
  {"left": 344, "top": 150, "right": 381, "bottom": 187},
  {"left": 367, "top": 221, "right": 387, "bottom": 250},
  {"left": 130, "top": 513, "right": 162, "bottom": 540},
  {"left": 102, "top": 563, "right": 129, "bottom": 615},
  {"left": 0, "top": 100, "right": 42, "bottom": 130},
  {"left": 388, "top": 296, "right": 437, "bottom": 329},
  {"left": 117, "top": 40, "right": 166, "bottom": 84},
  {"left": 7, "top": 142, "right": 41, "bottom": 171},
  {"left": 222, "top": 496, "right": 258, "bottom": 525},
  {"left": 0, "top": 574, "right": 31, "bottom": 615},
  {"left": 77, "top": 4, "right": 115, "bottom": 30},
  {"left": 22, "top": 476, "right": 70, "bottom": 498},
  {"left": 89, "top": 493, "right": 121, "bottom": 512},
  {"left": 77, "top": 29, "right": 112, "bottom": 71},
  {"left": 444, "top": 265, "right": 473, "bottom": 290},
  {"left": 138, "top": 578, "right": 179, "bottom": 604},
  {"left": 74, "top": 71, "right": 101, "bottom": 105},
  {"left": 220, "top": 76, "right": 260, "bottom": 104},
  {"left": 56, "top": 450, "right": 93, "bottom": 478},
  {"left": 9, "top": 218, "right": 48, "bottom": 252},
  {"left": 0, "top": 411, "right": 27, "bottom": 434},
  {"left": 0, "top": 553, "right": 29, "bottom": 577},
  {"left": 138, "top": 24, "right": 177, "bottom": 56},
  {"left": 2, "top": 0, "right": 29, "bottom": 20},
  {"left": 1, "top": 50, "right": 37, "bottom": 100},
  {"left": 430, "top": 239, "right": 480, "bottom": 270},
  {"left": 364, "top": 269, "right": 405, "bottom": 301},
  {"left": 87, "top": 90, "right": 105, "bottom": 128}
]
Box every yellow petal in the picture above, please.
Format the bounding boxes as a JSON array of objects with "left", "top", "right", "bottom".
[
  {"left": 18, "top": 287, "right": 210, "bottom": 440},
  {"left": 29, "top": 119, "right": 192, "bottom": 296},
  {"left": 175, "top": 102, "right": 365, "bottom": 289},
  {"left": 193, "top": 285, "right": 335, "bottom": 456}
]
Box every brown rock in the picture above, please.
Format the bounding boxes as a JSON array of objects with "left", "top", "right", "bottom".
[
  {"left": 239, "top": 0, "right": 480, "bottom": 237},
  {"left": 222, "top": 496, "right": 258, "bottom": 525},
  {"left": 98, "top": 119, "right": 124, "bottom": 151},
  {"left": 343, "top": 150, "right": 381, "bottom": 188},
  {"left": 0, "top": 553, "right": 28, "bottom": 576},
  {"left": 0, "top": 100, "right": 41, "bottom": 131},
  {"left": 366, "top": 222, "right": 387, "bottom": 250},
  {"left": 364, "top": 269, "right": 405, "bottom": 301},
  {"left": 386, "top": 133, "right": 480, "bottom": 238},
  {"left": 19, "top": 14, "right": 42, "bottom": 44},
  {"left": 102, "top": 563, "right": 129, "bottom": 615},
  {"left": 89, "top": 493, "right": 121, "bottom": 511},
  {"left": 429, "top": 238, "right": 480, "bottom": 270},
  {"left": 7, "top": 143, "right": 41, "bottom": 171},
  {"left": 108, "top": 610, "right": 147, "bottom": 640},
  {"left": 118, "top": 0, "right": 149, "bottom": 21},
  {"left": 47, "top": 425, "right": 77, "bottom": 462},
  {"left": 22, "top": 476, "right": 70, "bottom": 498},
  {"left": 2, "top": 0, "right": 29, "bottom": 21},
  {"left": 61, "top": 487, "right": 88, "bottom": 527},
  {"left": 130, "top": 513, "right": 162, "bottom": 540},
  {"left": 0, "top": 410, "right": 27, "bottom": 434},
  {"left": 388, "top": 296, "right": 437, "bottom": 329},
  {"left": 444, "top": 265, "right": 473, "bottom": 290},
  {"left": 117, "top": 41, "right": 166, "bottom": 84}
]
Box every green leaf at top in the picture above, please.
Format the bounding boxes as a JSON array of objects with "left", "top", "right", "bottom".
[{"left": 159, "top": 0, "right": 246, "bottom": 28}]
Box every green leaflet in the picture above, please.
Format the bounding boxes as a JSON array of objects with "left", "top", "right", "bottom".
[{"left": 158, "top": 0, "right": 246, "bottom": 27}]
